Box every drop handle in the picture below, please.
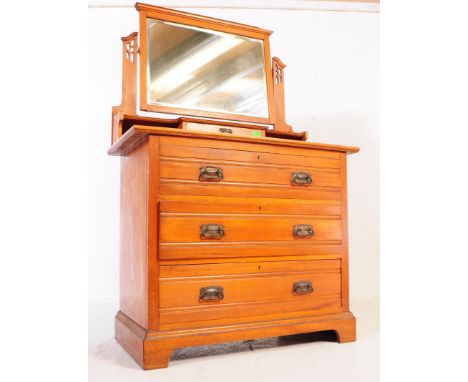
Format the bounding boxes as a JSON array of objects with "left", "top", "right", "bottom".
[
  {"left": 293, "top": 224, "right": 314, "bottom": 238},
  {"left": 199, "top": 286, "right": 224, "bottom": 302},
  {"left": 293, "top": 280, "right": 313, "bottom": 295},
  {"left": 291, "top": 171, "right": 312, "bottom": 186},
  {"left": 199, "top": 166, "right": 223, "bottom": 181},
  {"left": 200, "top": 224, "right": 225, "bottom": 240}
]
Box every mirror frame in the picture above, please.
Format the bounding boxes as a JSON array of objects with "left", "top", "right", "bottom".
[{"left": 136, "top": 3, "right": 276, "bottom": 125}]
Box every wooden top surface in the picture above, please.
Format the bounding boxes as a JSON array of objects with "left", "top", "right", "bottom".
[{"left": 108, "top": 124, "right": 360, "bottom": 156}]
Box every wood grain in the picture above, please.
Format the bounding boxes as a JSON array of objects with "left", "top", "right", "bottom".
[
  {"left": 159, "top": 295, "right": 342, "bottom": 324},
  {"left": 160, "top": 270, "right": 341, "bottom": 308},
  {"left": 159, "top": 242, "right": 343, "bottom": 260},
  {"left": 160, "top": 259, "right": 341, "bottom": 277},
  {"left": 147, "top": 136, "right": 160, "bottom": 329},
  {"left": 160, "top": 157, "right": 341, "bottom": 188},
  {"left": 119, "top": 140, "right": 148, "bottom": 329},
  {"left": 160, "top": 195, "right": 342, "bottom": 215},
  {"left": 159, "top": 135, "right": 344, "bottom": 158},
  {"left": 160, "top": 215, "right": 342, "bottom": 243},
  {"left": 113, "top": 120, "right": 358, "bottom": 369},
  {"left": 160, "top": 181, "right": 341, "bottom": 201},
  {"left": 111, "top": 32, "right": 138, "bottom": 145}
]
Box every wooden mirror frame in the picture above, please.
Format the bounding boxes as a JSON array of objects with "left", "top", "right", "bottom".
[
  {"left": 112, "top": 3, "right": 298, "bottom": 145},
  {"left": 136, "top": 2, "right": 276, "bottom": 125}
]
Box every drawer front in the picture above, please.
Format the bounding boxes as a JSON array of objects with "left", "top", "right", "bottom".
[
  {"left": 160, "top": 195, "right": 342, "bottom": 214},
  {"left": 160, "top": 214, "right": 342, "bottom": 243},
  {"left": 159, "top": 138, "right": 341, "bottom": 169},
  {"left": 158, "top": 198, "right": 343, "bottom": 260},
  {"left": 159, "top": 158, "right": 341, "bottom": 189},
  {"left": 160, "top": 181, "right": 341, "bottom": 200},
  {"left": 159, "top": 259, "right": 342, "bottom": 324},
  {"left": 159, "top": 139, "right": 342, "bottom": 201}
]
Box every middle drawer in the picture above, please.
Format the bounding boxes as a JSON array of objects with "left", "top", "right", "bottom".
[{"left": 160, "top": 214, "right": 342, "bottom": 243}]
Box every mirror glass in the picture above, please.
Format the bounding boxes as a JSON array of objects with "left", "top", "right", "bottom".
[{"left": 146, "top": 19, "right": 269, "bottom": 118}]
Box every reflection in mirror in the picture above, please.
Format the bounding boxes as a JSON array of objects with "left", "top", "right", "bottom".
[{"left": 146, "top": 19, "right": 269, "bottom": 118}]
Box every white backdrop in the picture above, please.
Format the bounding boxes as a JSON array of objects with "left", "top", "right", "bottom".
[{"left": 88, "top": 2, "right": 379, "bottom": 305}]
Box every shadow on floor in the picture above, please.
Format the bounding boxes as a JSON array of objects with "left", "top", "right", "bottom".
[{"left": 171, "top": 330, "right": 338, "bottom": 361}]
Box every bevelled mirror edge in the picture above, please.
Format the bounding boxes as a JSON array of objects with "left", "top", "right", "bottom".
[{"left": 136, "top": 3, "right": 276, "bottom": 125}]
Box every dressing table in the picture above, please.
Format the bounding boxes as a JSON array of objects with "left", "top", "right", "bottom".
[{"left": 109, "top": 3, "right": 359, "bottom": 370}]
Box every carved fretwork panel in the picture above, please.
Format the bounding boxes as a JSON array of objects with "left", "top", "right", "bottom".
[
  {"left": 125, "top": 38, "right": 137, "bottom": 64},
  {"left": 272, "top": 57, "right": 292, "bottom": 132},
  {"left": 274, "top": 65, "right": 283, "bottom": 85}
]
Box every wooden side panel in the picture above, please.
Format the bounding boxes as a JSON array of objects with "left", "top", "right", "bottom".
[
  {"left": 112, "top": 32, "right": 138, "bottom": 145},
  {"left": 120, "top": 140, "right": 148, "bottom": 328},
  {"left": 147, "top": 136, "right": 160, "bottom": 329},
  {"left": 340, "top": 153, "right": 350, "bottom": 310}
]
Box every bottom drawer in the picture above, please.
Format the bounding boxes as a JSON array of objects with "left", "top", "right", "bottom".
[{"left": 159, "top": 259, "right": 342, "bottom": 325}]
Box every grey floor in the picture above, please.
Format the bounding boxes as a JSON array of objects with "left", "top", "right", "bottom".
[{"left": 89, "top": 301, "right": 379, "bottom": 381}]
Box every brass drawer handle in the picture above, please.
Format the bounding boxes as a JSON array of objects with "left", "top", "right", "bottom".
[
  {"left": 200, "top": 224, "right": 225, "bottom": 240},
  {"left": 291, "top": 171, "right": 312, "bottom": 186},
  {"left": 293, "top": 224, "right": 314, "bottom": 238},
  {"left": 293, "top": 280, "right": 313, "bottom": 295},
  {"left": 200, "top": 286, "right": 224, "bottom": 302},
  {"left": 199, "top": 166, "right": 223, "bottom": 182}
]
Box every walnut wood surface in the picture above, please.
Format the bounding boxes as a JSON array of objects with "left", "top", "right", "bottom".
[{"left": 114, "top": 128, "right": 358, "bottom": 369}]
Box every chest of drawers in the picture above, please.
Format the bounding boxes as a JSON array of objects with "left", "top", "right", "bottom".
[{"left": 110, "top": 125, "right": 359, "bottom": 369}]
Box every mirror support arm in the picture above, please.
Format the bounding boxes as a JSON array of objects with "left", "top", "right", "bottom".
[
  {"left": 272, "top": 56, "right": 292, "bottom": 132},
  {"left": 112, "top": 32, "right": 139, "bottom": 145}
]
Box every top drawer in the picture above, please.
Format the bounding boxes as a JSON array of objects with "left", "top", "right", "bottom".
[
  {"left": 159, "top": 137, "right": 341, "bottom": 169},
  {"left": 158, "top": 137, "right": 343, "bottom": 200}
]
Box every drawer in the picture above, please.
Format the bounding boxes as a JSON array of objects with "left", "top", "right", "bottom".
[
  {"left": 159, "top": 213, "right": 341, "bottom": 243},
  {"left": 160, "top": 195, "right": 342, "bottom": 216},
  {"left": 160, "top": 181, "right": 341, "bottom": 200},
  {"left": 159, "top": 141, "right": 342, "bottom": 200},
  {"left": 159, "top": 158, "right": 341, "bottom": 189},
  {"left": 159, "top": 139, "right": 341, "bottom": 169},
  {"left": 159, "top": 259, "right": 342, "bottom": 324},
  {"left": 160, "top": 214, "right": 342, "bottom": 243}
]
